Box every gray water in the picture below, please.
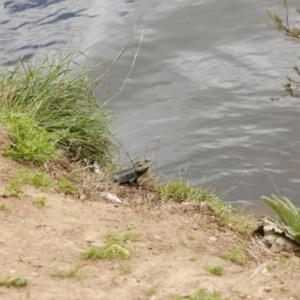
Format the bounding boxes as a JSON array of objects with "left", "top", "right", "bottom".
[{"left": 1, "top": 0, "right": 300, "bottom": 212}]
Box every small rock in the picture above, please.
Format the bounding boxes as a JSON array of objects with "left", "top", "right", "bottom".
[
  {"left": 30, "top": 271, "right": 39, "bottom": 277},
  {"left": 153, "top": 236, "right": 161, "bottom": 241},
  {"left": 264, "top": 287, "right": 272, "bottom": 292},
  {"left": 209, "top": 237, "right": 217, "bottom": 242}
]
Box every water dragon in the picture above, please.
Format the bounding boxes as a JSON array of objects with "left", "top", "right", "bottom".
[{"left": 110, "top": 158, "right": 152, "bottom": 186}]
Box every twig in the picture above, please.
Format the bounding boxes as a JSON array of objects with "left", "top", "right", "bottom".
[
  {"left": 99, "top": 19, "right": 147, "bottom": 106},
  {"left": 267, "top": 173, "right": 281, "bottom": 197}
]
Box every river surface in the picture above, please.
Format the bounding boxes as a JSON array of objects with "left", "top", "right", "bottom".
[{"left": 1, "top": 0, "right": 300, "bottom": 212}]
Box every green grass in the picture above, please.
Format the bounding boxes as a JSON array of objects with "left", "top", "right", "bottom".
[
  {"left": 51, "top": 263, "right": 85, "bottom": 280},
  {"left": 56, "top": 175, "right": 77, "bottom": 194},
  {"left": 0, "top": 51, "right": 117, "bottom": 164},
  {"left": 0, "top": 110, "right": 58, "bottom": 165},
  {"left": 155, "top": 180, "right": 217, "bottom": 203},
  {"left": 226, "top": 242, "right": 247, "bottom": 265},
  {"left": 119, "top": 264, "right": 132, "bottom": 275},
  {"left": 81, "top": 244, "right": 130, "bottom": 260},
  {"left": 17, "top": 168, "right": 52, "bottom": 188},
  {"left": 4, "top": 168, "right": 79, "bottom": 199},
  {"left": 204, "top": 261, "right": 225, "bottom": 276},
  {"left": 155, "top": 180, "right": 252, "bottom": 230},
  {"left": 174, "top": 288, "right": 221, "bottom": 300},
  {"left": 147, "top": 286, "right": 158, "bottom": 295},
  {"left": 0, "top": 203, "right": 11, "bottom": 211},
  {"left": 104, "top": 232, "right": 140, "bottom": 246},
  {"left": 0, "top": 276, "right": 28, "bottom": 287},
  {"left": 4, "top": 179, "right": 23, "bottom": 197},
  {"left": 33, "top": 196, "right": 46, "bottom": 206}
]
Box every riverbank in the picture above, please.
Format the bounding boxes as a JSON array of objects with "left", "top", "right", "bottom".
[{"left": 0, "top": 125, "right": 300, "bottom": 300}]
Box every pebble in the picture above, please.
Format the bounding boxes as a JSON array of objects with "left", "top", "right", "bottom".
[{"left": 30, "top": 271, "right": 39, "bottom": 277}]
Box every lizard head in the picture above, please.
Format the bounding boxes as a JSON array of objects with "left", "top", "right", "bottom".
[{"left": 135, "top": 158, "right": 152, "bottom": 173}]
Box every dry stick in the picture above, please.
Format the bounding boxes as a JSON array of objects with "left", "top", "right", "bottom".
[
  {"left": 99, "top": 19, "right": 147, "bottom": 106},
  {"left": 104, "top": 20, "right": 147, "bottom": 105},
  {"left": 114, "top": 136, "right": 136, "bottom": 168},
  {"left": 267, "top": 173, "right": 282, "bottom": 197},
  {"left": 87, "top": 20, "right": 138, "bottom": 91}
]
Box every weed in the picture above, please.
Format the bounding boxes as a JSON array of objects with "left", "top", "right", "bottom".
[
  {"left": 236, "top": 214, "right": 252, "bottom": 233},
  {"left": 266, "top": 263, "right": 274, "bottom": 272},
  {"left": 57, "top": 175, "right": 77, "bottom": 194},
  {"left": 262, "top": 195, "right": 300, "bottom": 243},
  {"left": 104, "top": 232, "right": 139, "bottom": 246},
  {"left": 0, "top": 51, "right": 117, "bottom": 163},
  {"left": 33, "top": 196, "right": 46, "bottom": 206},
  {"left": 147, "top": 286, "right": 158, "bottom": 295},
  {"left": 81, "top": 244, "right": 130, "bottom": 260},
  {"left": 4, "top": 179, "right": 23, "bottom": 197},
  {"left": 276, "top": 255, "right": 287, "bottom": 264},
  {"left": 189, "top": 256, "right": 197, "bottom": 261},
  {"left": 155, "top": 180, "right": 216, "bottom": 203},
  {"left": 119, "top": 264, "right": 132, "bottom": 275},
  {"left": 226, "top": 242, "right": 247, "bottom": 265},
  {"left": 0, "top": 276, "right": 28, "bottom": 287},
  {"left": 51, "top": 263, "right": 85, "bottom": 280},
  {"left": 0, "top": 110, "right": 58, "bottom": 165},
  {"left": 174, "top": 288, "right": 221, "bottom": 300},
  {"left": 17, "top": 168, "right": 52, "bottom": 188},
  {"left": 212, "top": 199, "right": 232, "bottom": 226},
  {"left": 205, "top": 261, "right": 225, "bottom": 276},
  {"left": 0, "top": 203, "right": 11, "bottom": 211}
]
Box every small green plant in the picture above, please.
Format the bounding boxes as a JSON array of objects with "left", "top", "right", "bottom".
[
  {"left": 17, "top": 168, "right": 52, "bottom": 188},
  {"left": 119, "top": 264, "right": 132, "bottom": 275},
  {"left": 104, "top": 232, "right": 139, "bottom": 246},
  {"left": 51, "top": 263, "right": 84, "bottom": 280},
  {"left": 226, "top": 242, "right": 247, "bottom": 265},
  {"left": 212, "top": 199, "right": 233, "bottom": 226},
  {"left": 236, "top": 214, "right": 252, "bottom": 233},
  {"left": 0, "top": 203, "right": 11, "bottom": 211},
  {"left": 189, "top": 256, "right": 197, "bottom": 261},
  {"left": 4, "top": 179, "right": 23, "bottom": 197},
  {"left": 0, "top": 276, "right": 28, "bottom": 287},
  {"left": 33, "top": 196, "right": 46, "bottom": 206},
  {"left": 147, "top": 286, "right": 158, "bottom": 295},
  {"left": 81, "top": 244, "right": 130, "bottom": 260},
  {"left": 261, "top": 195, "right": 300, "bottom": 244},
  {"left": 56, "top": 175, "right": 77, "bottom": 194},
  {"left": 174, "top": 288, "right": 221, "bottom": 300},
  {"left": 266, "top": 263, "right": 274, "bottom": 272},
  {"left": 204, "top": 261, "right": 225, "bottom": 276},
  {"left": 0, "top": 110, "right": 58, "bottom": 165},
  {"left": 0, "top": 51, "right": 117, "bottom": 163},
  {"left": 155, "top": 180, "right": 216, "bottom": 203}
]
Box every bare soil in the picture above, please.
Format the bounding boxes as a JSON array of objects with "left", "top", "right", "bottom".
[{"left": 0, "top": 126, "right": 299, "bottom": 300}]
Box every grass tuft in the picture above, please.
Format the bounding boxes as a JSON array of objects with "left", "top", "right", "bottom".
[
  {"left": 174, "top": 288, "right": 221, "bottom": 300},
  {"left": 104, "top": 232, "right": 140, "bottom": 246},
  {"left": 155, "top": 180, "right": 217, "bottom": 203},
  {"left": 81, "top": 244, "right": 130, "bottom": 260},
  {"left": 0, "top": 276, "right": 28, "bottom": 287},
  {"left": 0, "top": 110, "right": 58, "bottom": 165},
  {"left": 226, "top": 242, "right": 247, "bottom": 265},
  {"left": 51, "top": 263, "right": 85, "bottom": 280},
  {"left": 204, "top": 261, "right": 225, "bottom": 276},
  {"left": 0, "top": 51, "right": 117, "bottom": 164}
]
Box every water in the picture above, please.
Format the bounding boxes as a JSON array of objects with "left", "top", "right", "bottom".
[{"left": 1, "top": 0, "right": 300, "bottom": 212}]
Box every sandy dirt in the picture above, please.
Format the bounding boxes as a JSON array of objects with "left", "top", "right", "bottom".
[{"left": 0, "top": 126, "right": 299, "bottom": 300}]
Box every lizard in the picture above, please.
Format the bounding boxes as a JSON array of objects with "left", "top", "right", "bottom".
[{"left": 110, "top": 158, "right": 152, "bottom": 186}]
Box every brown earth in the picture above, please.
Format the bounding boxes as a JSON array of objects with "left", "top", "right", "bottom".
[{"left": 0, "top": 126, "right": 299, "bottom": 300}]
